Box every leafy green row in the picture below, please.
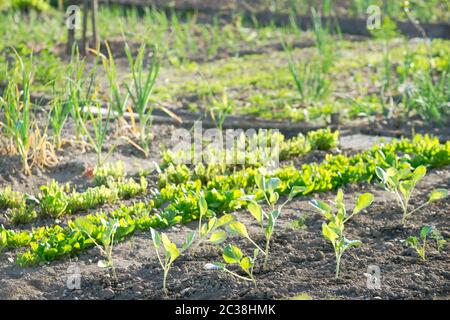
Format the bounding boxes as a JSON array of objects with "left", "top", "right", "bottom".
[
  {"left": 1, "top": 134, "right": 448, "bottom": 266},
  {"left": 155, "top": 134, "right": 449, "bottom": 221},
  {"left": 161, "top": 128, "right": 339, "bottom": 170},
  {"left": 0, "top": 176, "right": 148, "bottom": 225}
]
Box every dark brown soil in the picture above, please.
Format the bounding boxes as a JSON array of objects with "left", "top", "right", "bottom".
[{"left": 1, "top": 164, "right": 448, "bottom": 300}]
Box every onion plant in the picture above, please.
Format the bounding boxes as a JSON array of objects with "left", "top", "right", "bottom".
[
  {"left": 0, "top": 54, "right": 33, "bottom": 175},
  {"left": 124, "top": 41, "right": 160, "bottom": 156}
]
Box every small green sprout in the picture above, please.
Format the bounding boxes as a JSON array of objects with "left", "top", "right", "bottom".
[
  {"left": 310, "top": 189, "right": 374, "bottom": 278},
  {"left": 376, "top": 165, "right": 449, "bottom": 224},
  {"left": 406, "top": 225, "right": 447, "bottom": 261},
  {"left": 205, "top": 244, "right": 260, "bottom": 288},
  {"left": 243, "top": 173, "right": 305, "bottom": 270},
  {"left": 150, "top": 228, "right": 195, "bottom": 297},
  {"left": 73, "top": 217, "right": 119, "bottom": 279}
]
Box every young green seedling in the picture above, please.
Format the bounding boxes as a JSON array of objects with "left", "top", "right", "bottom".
[
  {"left": 73, "top": 216, "right": 119, "bottom": 279},
  {"left": 48, "top": 92, "right": 70, "bottom": 150},
  {"left": 243, "top": 173, "right": 305, "bottom": 270},
  {"left": 0, "top": 227, "right": 7, "bottom": 253},
  {"left": 405, "top": 225, "right": 446, "bottom": 261},
  {"left": 205, "top": 244, "right": 260, "bottom": 288},
  {"left": 309, "top": 189, "right": 374, "bottom": 278},
  {"left": 195, "top": 196, "right": 236, "bottom": 247},
  {"left": 376, "top": 165, "right": 449, "bottom": 224},
  {"left": 150, "top": 228, "right": 195, "bottom": 297}
]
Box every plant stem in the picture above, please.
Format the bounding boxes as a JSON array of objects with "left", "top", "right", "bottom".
[
  {"left": 335, "top": 253, "right": 341, "bottom": 278},
  {"left": 263, "top": 237, "right": 271, "bottom": 270},
  {"left": 163, "top": 267, "right": 169, "bottom": 297}
]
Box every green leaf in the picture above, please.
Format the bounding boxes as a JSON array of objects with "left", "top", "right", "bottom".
[
  {"left": 223, "top": 244, "right": 243, "bottom": 264},
  {"left": 353, "top": 193, "right": 374, "bottom": 215},
  {"left": 255, "top": 175, "right": 265, "bottom": 191},
  {"left": 73, "top": 217, "right": 96, "bottom": 236},
  {"left": 248, "top": 202, "right": 263, "bottom": 224},
  {"left": 419, "top": 225, "right": 434, "bottom": 239},
  {"left": 411, "top": 165, "right": 426, "bottom": 182},
  {"left": 342, "top": 238, "right": 362, "bottom": 250},
  {"left": 375, "top": 166, "right": 387, "bottom": 182},
  {"left": 239, "top": 256, "right": 251, "bottom": 273},
  {"left": 428, "top": 188, "right": 448, "bottom": 202},
  {"left": 399, "top": 180, "right": 415, "bottom": 200},
  {"left": 161, "top": 233, "right": 180, "bottom": 261},
  {"left": 216, "top": 214, "right": 235, "bottom": 228},
  {"left": 209, "top": 230, "right": 228, "bottom": 244},
  {"left": 267, "top": 177, "right": 281, "bottom": 192},
  {"left": 0, "top": 228, "right": 7, "bottom": 251},
  {"left": 406, "top": 236, "right": 419, "bottom": 248},
  {"left": 289, "top": 186, "right": 306, "bottom": 200},
  {"left": 309, "top": 200, "right": 331, "bottom": 215},
  {"left": 150, "top": 228, "right": 161, "bottom": 248},
  {"left": 322, "top": 223, "right": 338, "bottom": 243},
  {"left": 335, "top": 189, "right": 344, "bottom": 208},
  {"left": 226, "top": 221, "right": 250, "bottom": 239},
  {"left": 198, "top": 196, "right": 208, "bottom": 218},
  {"left": 182, "top": 231, "right": 196, "bottom": 250}
]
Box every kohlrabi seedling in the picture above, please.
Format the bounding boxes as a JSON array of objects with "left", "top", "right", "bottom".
[
  {"left": 405, "top": 225, "right": 446, "bottom": 261},
  {"left": 150, "top": 228, "right": 195, "bottom": 296},
  {"left": 376, "top": 165, "right": 448, "bottom": 224},
  {"left": 195, "top": 196, "right": 236, "bottom": 247},
  {"left": 243, "top": 173, "right": 305, "bottom": 270},
  {"left": 205, "top": 244, "right": 260, "bottom": 287},
  {"left": 73, "top": 216, "right": 119, "bottom": 279},
  {"left": 309, "top": 189, "right": 374, "bottom": 278}
]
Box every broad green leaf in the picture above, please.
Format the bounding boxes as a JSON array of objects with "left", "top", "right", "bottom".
[
  {"left": 161, "top": 233, "right": 180, "bottom": 260},
  {"left": 239, "top": 257, "right": 251, "bottom": 273},
  {"left": 429, "top": 188, "right": 449, "bottom": 202},
  {"left": 289, "top": 186, "right": 306, "bottom": 200},
  {"left": 207, "top": 217, "right": 217, "bottom": 234},
  {"left": 0, "top": 229, "right": 7, "bottom": 251},
  {"left": 399, "top": 180, "right": 415, "bottom": 200},
  {"left": 309, "top": 200, "right": 331, "bottom": 215},
  {"left": 216, "top": 214, "right": 235, "bottom": 228},
  {"left": 150, "top": 228, "right": 161, "bottom": 248},
  {"left": 223, "top": 244, "right": 243, "bottom": 264},
  {"left": 375, "top": 166, "right": 387, "bottom": 182},
  {"left": 182, "top": 231, "right": 196, "bottom": 250},
  {"left": 335, "top": 189, "right": 344, "bottom": 207},
  {"left": 226, "top": 221, "right": 250, "bottom": 239},
  {"left": 322, "top": 223, "right": 337, "bottom": 243},
  {"left": 406, "top": 236, "right": 418, "bottom": 248},
  {"left": 269, "top": 191, "right": 279, "bottom": 205},
  {"left": 342, "top": 238, "right": 362, "bottom": 250},
  {"left": 248, "top": 202, "right": 263, "bottom": 224},
  {"left": 419, "top": 225, "right": 434, "bottom": 239},
  {"left": 198, "top": 196, "right": 208, "bottom": 218},
  {"left": 209, "top": 230, "right": 228, "bottom": 244},
  {"left": 255, "top": 175, "right": 265, "bottom": 191},
  {"left": 267, "top": 177, "right": 281, "bottom": 192},
  {"left": 73, "top": 217, "right": 96, "bottom": 236},
  {"left": 353, "top": 193, "right": 374, "bottom": 215},
  {"left": 411, "top": 166, "right": 426, "bottom": 182}
]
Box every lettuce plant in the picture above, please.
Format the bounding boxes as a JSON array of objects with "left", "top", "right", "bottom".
[
  {"left": 244, "top": 174, "right": 305, "bottom": 269},
  {"left": 6, "top": 205, "right": 37, "bottom": 225},
  {"left": 310, "top": 189, "right": 374, "bottom": 278},
  {"left": 205, "top": 244, "right": 259, "bottom": 287},
  {"left": 150, "top": 228, "right": 195, "bottom": 296},
  {"left": 376, "top": 165, "right": 449, "bottom": 224},
  {"left": 73, "top": 216, "right": 120, "bottom": 279},
  {"left": 406, "top": 225, "right": 447, "bottom": 261},
  {"left": 0, "top": 187, "right": 25, "bottom": 209},
  {"left": 93, "top": 161, "right": 125, "bottom": 186}
]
